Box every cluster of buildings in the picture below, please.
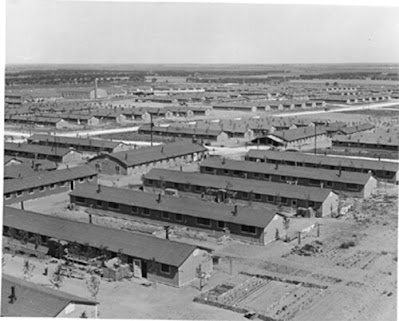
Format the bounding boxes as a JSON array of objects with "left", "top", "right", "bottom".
[{"left": 3, "top": 79, "right": 399, "bottom": 317}]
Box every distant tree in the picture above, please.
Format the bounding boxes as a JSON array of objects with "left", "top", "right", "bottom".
[
  {"left": 333, "top": 82, "right": 339, "bottom": 87},
  {"left": 325, "top": 82, "right": 330, "bottom": 86},
  {"left": 80, "top": 312, "right": 88, "bottom": 318},
  {"left": 86, "top": 275, "right": 101, "bottom": 301},
  {"left": 22, "top": 259, "right": 36, "bottom": 281}
]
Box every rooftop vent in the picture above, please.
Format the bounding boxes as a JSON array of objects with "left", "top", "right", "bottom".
[{"left": 9, "top": 286, "right": 17, "bottom": 304}]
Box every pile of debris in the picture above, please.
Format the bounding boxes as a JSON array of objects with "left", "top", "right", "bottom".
[{"left": 291, "top": 241, "right": 323, "bottom": 256}]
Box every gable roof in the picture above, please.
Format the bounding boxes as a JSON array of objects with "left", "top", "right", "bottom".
[
  {"left": 4, "top": 143, "right": 78, "bottom": 157},
  {"left": 1, "top": 274, "right": 96, "bottom": 317},
  {"left": 28, "top": 134, "right": 122, "bottom": 150},
  {"left": 4, "top": 156, "right": 57, "bottom": 170},
  {"left": 3, "top": 156, "right": 24, "bottom": 165},
  {"left": 268, "top": 127, "right": 328, "bottom": 142},
  {"left": 245, "top": 149, "right": 399, "bottom": 173},
  {"left": 333, "top": 133, "right": 399, "bottom": 147},
  {"left": 139, "top": 124, "right": 223, "bottom": 137},
  {"left": 200, "top": 157, "right": 373, "bottom": 186},
  {"left": 89, "top": 142, "right": 207, "bottom": 168},
  {"left": 144, "top": 168, "right": 335, "bottom": 202},
  {"left": 3, "top": 207, "right": 197, "bottom": 267},
  {"left": 337, "top": 123, "right": 374, "bottom": 135},
  {"left": 4, "top": 165, "right": 97, "bottom": 194},
  {"left": 4, "top": 165, "right": 40, "bottom": 179},
  {"left": 69, "top": 184, "right": 277, "bottom": 228}
]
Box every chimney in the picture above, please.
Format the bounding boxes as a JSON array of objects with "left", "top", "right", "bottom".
[
  {"left": 161, "top": 147, "right": 164, "bottom": 153},
  {"left": 275, "top": 162, "right": 279, "bottom": 170},
  {"left": 157, "top": 193, "right": 162, "bottom": 203},
  {"left": 232, "top": 205, "right": 238, "bottom": 216},
  {"left": 125, "top": 153, "right": 128, "bottom": 160},
  {"left": 9, "top": 286, "right": 17, "bottom": 304},
  {"left": 97, "top": 184, "right": 101, "bottom": 193},
  {"left": 222, "top": 157, "right": 226, "bottom": 165},
  {"left": 338, "top": 168, "right": 342, "bottom": 177}
]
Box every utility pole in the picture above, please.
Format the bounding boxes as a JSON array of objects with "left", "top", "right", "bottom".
[
  {"left": 314, "top": 124, "right": 317, "bottom": 155},
  {"left": 150, "top": 113, "right": 153, "bottom": 147}
]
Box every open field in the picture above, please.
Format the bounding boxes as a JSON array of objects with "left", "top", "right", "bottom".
[{"left": 290, "top": 79, "right": 399, "bottom": 86}]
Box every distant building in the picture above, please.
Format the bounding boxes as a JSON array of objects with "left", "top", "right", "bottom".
[
  {"left": 143, "top": 168, "right": 339, "bottom": 217},
  {"left": 27, "top": 134, "right": 130, "bottom": 154},
  {"left": 3, "top": 165, "right": 98, "bottom": 205},
  {"left": 251, "top": 127, "right": 331, "bottom": 151},
  {"left": 138, "top": 124, "right": 229, "bottom": 144},
  {"left": 88, "top": 142, "right": 208, "bottom": 175},
  {"left": 4, "top": 143, "right": 83, "bottom": 163},
  {"left": 200, "top": 157, "right": 377, "bottom": 198},
  {"left": 245, "top": 149, "right": 399, "bottom": 183},
  {"left": 61, "top": 88, "right": 107, "bottom": 100},
  {"left": 5, "top": 115, "right": 71, "bottom": 129}
]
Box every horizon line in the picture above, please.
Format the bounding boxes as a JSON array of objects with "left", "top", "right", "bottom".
[{"left": 6, "top": 62, "right": 399, "bottom": 66}]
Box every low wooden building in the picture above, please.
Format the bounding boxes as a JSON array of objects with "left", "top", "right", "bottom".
[
  {"left": 4, "top": 161, "right": 57, "bottom": 180},
  {"left": 1, "top": 275, "right": 98, "bottom": 318},
  {"left": 61, "top": 87, "right": 107, "bottom": 99},
  {"left": 4, "top": 143, "right": 83, "bottom": 163},
  {"left": 332, "top": 134, "right": 399, "bottom": 152},
  {"left": 143, "top": 168, "right": 339, "bottom": 217},
  {"left": 251, "top": 127, "right": 331, "bottom": 151},
  {"left": 245, "top": 149, "right": 399, "bottom": 183},
  {"left": 3, "top": 165, "right": 98, "bottom": 205},
  {"left": 3, "top": 207, "right": 212, "bottom": 288},
  {"left": 335, "top": 123, "right": 375, "bottom": 135},
  {"left": 88, "top": 142, "right": 208, "bottom": 176},
  {"left": 138, "top": 124, "right": 229, "bottom": 143},
  {"left": 69, "top": 184, "right": 286, "bottom": 245},
  {"left": 213, "top": 103, "right": 258, "bottom": 113},
  {"left": 4, "top": 156, "right": 57, "bottom": 171},
  {"left": 200, "top": 157, "right": 377, "bottom": 198},
  {"left": 5, "top": 115, "right": 71, "bottom": 129},
  {"left": 27, "top": 134, "right": 130, "bottom": 154}
]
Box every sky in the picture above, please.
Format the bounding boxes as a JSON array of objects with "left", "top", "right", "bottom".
[{"left": 5, "top": 0, "right": 399, "bottom": 64}]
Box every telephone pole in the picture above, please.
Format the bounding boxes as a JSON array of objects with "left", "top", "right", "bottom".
[
  {"left": 150, "top": 113, "right": 153, "bottom": 147},
  {"left": 314, "top": 124, "right": 317, "bottom": 155}
]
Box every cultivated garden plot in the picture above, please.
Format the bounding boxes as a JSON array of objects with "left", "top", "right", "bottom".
[{"left": 195, "top": 272, "right": 329, "bottom": 321}]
